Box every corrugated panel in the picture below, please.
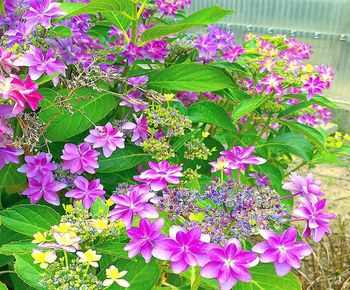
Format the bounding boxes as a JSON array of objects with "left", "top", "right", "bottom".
[{"left": 188, "top": 0, "right": 350, "bottom": 101}]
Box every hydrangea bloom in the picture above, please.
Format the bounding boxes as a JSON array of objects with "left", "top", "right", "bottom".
[
  {"left": 301, "top": 76, "right": 327, "bottom": 101},
  {"left": 18, "top": 152, "right": 57, "bottom": 179},
  {"left": 122, "top": 114, "right": 148, "bottom": 145},
  {"left": 61, "top": 142, "right": 100, "bottom": 174},
  {"left": 125, "top": 218, "right": 165, "bottom": 263},
  {"left": 259, "top": 74, "right": 284, "bottom": 95},
  {"left": 0, "top": 140, "right": 24, "bottom": 170},
  {"left": 294, "top": 197, "right": 335, "bottom": 242},
  {"left": 84, "top": 122, "right": 125, "bottom": 157},
  {"left": 65, "top": 176, "right": 105, "bottom": 209},
  {"left": 221, "top": 146, "right": 266, "bottom": 171},
  {"left": 252, "top": 227, "right": 312, "bottom": 276},
  {"left": 134, "top": 160, "right": 183, "bottom": 191},
  {"left": 297, "top": 113, "right": 318, "bottom": 127},
  {"left": 152, "top": 226, "right": 211, "bottom": 274},
  {"left": 249, "top": 171, "right": 270, "bottom": 186},
  {"left": 201, "top": 239, "right": 259, "bottom": 290},
  {"left": 209, "top": 156, "right": 232, "bottom": 175},
  {"left": 40, "top": 231, "right": 81, "bottom": 252}
]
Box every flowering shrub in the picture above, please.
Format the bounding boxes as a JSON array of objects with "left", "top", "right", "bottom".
[{"left": 0, "top": 0, "right": 344, "bottom": 289}]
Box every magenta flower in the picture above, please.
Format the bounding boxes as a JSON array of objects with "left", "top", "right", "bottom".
[
  {"left": 124, "top": 218, "right": 165, "bottom": 263},
  {"left": 18, "top": 152, "right": 57, "bottom": 179},
  {"left": 259, "top": 74, "right": 284, "bottom": 95},
  {"left": 201, "top": 239, "right": 259, "bottom": 290},
  {"left": 84, "top": 122, "right": 125, "bottom": 158},
  {"left": 209, "top": 156, "right": 232, "bottom": 175},
  {"left": 13, "top": 46, "right": 67, "bottom": 86},
  {"left": 282, "top": 173, "right": 323, "bottom": 202},
  {"left": 144, "top": 40, "right": 169, "bottom": 63},
  {"left": 61, "top": 142, "right": 100, "bottom": 174},
  {"left": 222, "top": 45, "right": 245, "bottom": 63},
  {"left": 65, "top": 176, "right": 105, "bottom": 209},
  {"left": 134, "top": 160, "right": 183, "bottom": 191},
  {"left": 22, "top": 175, "right": 66, "bottom": 206},
  {"left": 294, "top": 197, "right": 335, "bottom": 242},
  {"left": 258, "top": 56, "right": 277, "bottom": 73},
  {"left": 252, "top": 227, "right": 312, "bottom": 276},
  {"left": 122, "top": 114, "right": 148, "bottom": 145},
  {"left": 194, "top": 34, "right": 217, "bottom": 62},
  {"left": 0, "top": 141, "right": 24, "bottom": 170},
  {"left": 249, "top": 171, "right": 270, "bottom": 186},
  {"left": 23, "top": 0, "right": 66, "bottom": 31},
  {"left": 108, "top": 190, "right": 158, "bottom": 228},
  {"left": 221, "top": 146, "right": 266, "bottom": 171},
  {"left": 301, "top": 76, "right": 327, "bottom": 101},
  {"left": 152, "top": 226, "right": 211, "bottom": 274},
  {"left": 120, "top": 42, "right": 144, "bottom": 64},
  {"left": 297, "top": 113, "right": 318, "bottom": 127},
  {"left": 0, "top": 48, "right": 18, "bottom": 74}
]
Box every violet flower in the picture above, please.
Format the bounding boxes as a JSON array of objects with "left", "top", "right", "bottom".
[
  {"left": 128, "top": 76, "right": 148, "bottom": 86},
  {"left": 18, "top": 152, "right": 57, "bottom": 179},
  {"left": 221, "top": 146, "right": 266, "bottom": 171},
  {"left": 84, "top": 122, "right": 125, "bottom": 158},
  {"left": 152, "top": 226, "right": 212, "bottom": 274},
  {"left": 301, "top": 76, "right": 327, "bottom": 101},
  {"left": 61, "top": 142, "right": 100, "bottom": 175},
  {"left": 297, "top": 113, "right": 318, "bottom": 127},
  {"left": 201, "top": 239, "right": 259, "bottom": 290},
  {"left": 222, "top": 45, "right": 245, "bottom": 63},
  {"left": 144, "top": 40, "right": 169, "bottom": 63},
  {"left": 120, "top": 42, "right": 144, "bottom": 64},
  {"left": 13, "top": 46, "right": 67, "bottom": 86},
  {"left": 249, "top": 171, "right": 270, "bottom": 186},
  {"left": 259, "top": 74, "right": 284, "bottom": 95},
  {"left": 122, "top": 114, "right": 148, "bottom": 145},
  {"left": 65, "top": 176, "right": 105, "bottom": 209},
  {"left": 252, "top": 227, "right": 312, "bottom": 276},
  {"left": 0, "top": 48, "right": 18, "bottom": 74},
  {"left": 108, "top": 190, "right": 158, "bottom": 228},
  {"left": 294, "top": 197, "right": 335, "bottom": 242},
  {"left": 22, "top": 175, "right": 66, "bottom": 206},
  {"left": 124, "top": 218, "right": 165, "bottom": 263},
  {"left": 0, "top": 141, "right": 24, "bottom": 170},
  {"left": 134, "top": 160, "right": 183, "bottom": 191}
]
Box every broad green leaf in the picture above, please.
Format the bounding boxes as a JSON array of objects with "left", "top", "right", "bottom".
[
  {"left": 225, "top": 88, "right": 252, "bottom": 102},
  {"left": 210, "top": 61, "right": 247, "bottom": 73},
  {"left": 0, "top": 240, "right": 34, "bottom": 255},
  {"left": 97, "top": 145, "right": 151, "bottom": 173},
  {"left": 0, "top": 282, "right": 8, "bottom": 290},
  {"left": 94, "top": 238, "right": 130, "bottom": 260},
  {"left": 39, "top": 88, "right": 117, "bottom": 142},
  {"left": 0, "top": 205, "right": 61, "bottom": 237},
  {"left": 284, "top": 94, "right": 341, "bottom": 109},
  {"left": 148, "top": 63, "right": 234, "bottom": 92},
  {"left": 35, "top": 72, "right": 61, "bottom": 85},
  {"left": 279, "top": 120, "right": 326, "bottom": 149},
  {"left": 141, "top": 5, "right": 235, "bottom": 42},
  {"left": 172, "top": 129, "right": 201, "bottom": 152},
  {"left": 14, "top": 254, "right": 45, "bottom": 289},
  {"left": 0, "top": 163, "right": 27, "bottom": 193},
  {"left": 263, "top": 133, "right": 313, "bottom": 161},
  {"left": 50, "top": 25, "right": 72, "bottom": 38},
  {"left": 187, "top": 102, "right": 235, "bottom": 132},
  {"left": 0, "top": 0, "right": 5, "bottom": 16},
  {"left": 232, "top": 95, "right": 269, "bottom": 121}
]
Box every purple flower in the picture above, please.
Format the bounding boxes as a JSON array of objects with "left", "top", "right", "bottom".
[
  {"left": 119, "top": 91, "right": 148, "bottom": 112},
  {"left": 61, "top": 142, "right": 100, "bottom": 174},
  {"left": 301, "top": 76, "right": 327, "bottom": 101},
  {"left": 316, "top": 64, "right": 334, "bottom": 88},
  {"left": 258, "top": 56, "right": 277, "bottom": 73},
  {"left": 108, "top": 190, "right": 158, "bottom": 228},
  {"left": 297, "top": 113, "right": 318, "bottom": 127},
  {"left": 259, "top": 74, "right": 284, "bottom": 95},
  {"left": 84, "top": 122, "right": 125, "bottom": 158},
  {"left": 194, "top": 34, "right": 217, "bottom": 62},
  {"left": 120, "top": 42, "right": 144, "bottom": 64},
  {"left": 0, "top": 141, "right": 24, "bottom": 170},
  {"left": 152, "top": 226, "right": 211, "bottom": 274},
  {"left": 222, "top": 45, "right": 245, "bottom": 63},
  {"left": 252, "top": 227, "right": 312, "bottom": 276},
  {"left": 221, "top": 146, "right": 266, "bottom": 171},
  {"left": 0, "top": 48, "right": 18, "bottom": 74},
  {"left": 22, "top": 175, "right": 66, "bottom": 205},
  {"left": 135, "top": 160, "right": 183, "bottom": 191},
  {"left": 177, "top": 91, "right": 199, "bottom": 107},
  {"left": 122, "top": 114, "right": 148, "bottom": 145},
  {"left": 65, "top": 176, "right": 105, "bottom": 209},
  {"left": 23, "top": 0, "right": 66, "bottom": 31},
  {"left": 209, "top": 156, "right": 232, "bottom": 175},
  {"left": 294, "top": 197, "right": 335, "bottom": 242},
  {"left": 128, "top": 76, "right": 148, "bottom": 86},
  {"left": 124, "top": 218, "right": 165, "bottom": 263},
  {"left": 144, "top": 40, "right": 169, "bottom": 63},
  {"left": 18, "top": 152, "right": 57, "bottom": 178},
  {"left": 13, "top": 46, "right": 67, "bottom": 86},
  {"left": 249, "top": 171, "right": 269, "bottom": 186},
  {"left": 201, "top": 239, "right": 259, "bottom": 290}
]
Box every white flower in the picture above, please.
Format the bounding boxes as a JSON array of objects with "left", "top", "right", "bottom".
[
  {"left": 31, "top": 249, "right": 57, "bottom": 269},
  {"left": 103, "top": 265, "right": 130, "bottom": 288},
  {"left": 76, "top": 249, "right": 101, "bottom": 267}
]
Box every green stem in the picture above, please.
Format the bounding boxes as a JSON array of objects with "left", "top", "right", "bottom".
[
  {"left": 0, "top": 270, "right": 15, "bottom": 275},
  {"left": 63, "top": 251, "right": 69, "bottom": 268},
  {"left": 84, "top": 264, "right": 90, "bottom": 276},
  {"left": 190, "top": 267, "right": 202, "bottom": 290}
]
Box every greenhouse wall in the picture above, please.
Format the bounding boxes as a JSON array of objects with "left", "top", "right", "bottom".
[{"left": 188, "top": 0, "right": 350, "bottom": 102}]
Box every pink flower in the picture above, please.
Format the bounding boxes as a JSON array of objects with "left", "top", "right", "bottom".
[
  {"left": 259, "top": 74, "right": 284, "bottom": 95},
  {"left": 0, "top": 48, "right": 18, "bottom": 74},
  {"left": 152, "top": 226, "right": 212, "bottom": 274},
  {"left": 120, "top": 42, "right": 144, "bottom": 64},
  {"left": 0, "top": 140, "right": 24, "bottom": 170},
  {"left": 65, "top": 176, "right": 105, "bottom": 209},
  {"left": 209, "top": 156, "right": 232, "bottom": 175},
  {"left": 134, "top": 160, "right": 183, "bottom": 191},
  {"left": 13, "top": 46, "right": 67, "bottom": 86},
  {"left": 17, "top": 152, "right": 57, "bottom": 178},
  {"left": 22, "top": 175, "right": 66, "bottom": 205},
  {"left": 108, "top": 190, "right": 158, "bottom": 228},
  {"left": 222, "top": 45, "right": 245, "bottom": 63},
  {"left": 301, "top": 76, "right": 327, "bottom": 101},
  {"left": 297, "top": 113, "right": 318, "bottom": 127},
  {"left": 201, "top": 239, "right": 259, "bottom": 290},
  {"left": 221, "top": 146, "right": 266, "bottom": 171},
  {"left": 84, "top": 122, "right": 125, "bottom": 158},
  {"left": 294, "top": 197, "right": 335, "bottom": 242},
  {"left": 61, "top": 142, "right": 100, "bottom": 174},
  {"left": 122, "top": 114, "right": 148, "bottom": 145},
  {"left": 258, "top": 56, "right": 277, "bottom": 73},
  {"left": 252, "top": 227, "right": 312, "bottom": 276},
  {"left": 125, "top": 218, "right": 165, "bottom": 263}
]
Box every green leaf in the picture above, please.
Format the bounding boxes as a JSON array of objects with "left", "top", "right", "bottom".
[
  {"left": 263, "top": 133, "right": 313, "bottom": 161},
  {"left": 0, "top": 205, "right": 61, "bottom": 237},
  {"left": 97, "top": 145, "right": 151, "bottom": 173},
  {"left": 279, "top": 120, "right": 326, "bottom": 149},
  {"left": 35, "top": 72, "right": 61, "bottom": 85},
  {"left": 49, "top": 25, "right": 72, "bottom": 38},
  {"left": 0, "top": 240, "right": 34, "bottom": 255},
  {"left": 284, "top": 94, "right": 341, "bottom": 109},
  {"left": 14, "top": 254, "right": 45, "bottom": 289},
  {"left": 39, "top": 88, "right": 117, "bottom": 142},
  {"left": 188, "top": 102, "right": 235, "bottom": 132},
  {"left": 90, "top": 197, "right": 108, "bottom": 216},
  {"left": 0, "top": 281, "right": 8, "bottom": 290},
  {"left": 0, "top": 163, "right": 27, "bottom": 194},
  {"left": 172, "top": 129, "right": 201, "bottom": 152},
  {"left": 232, "top": 95, "right": 269, "bottom": 121},
  {"left": 233, "top": 264, "right": 301, "bottom": 290},
  {"left": 94, "top": 238, "right": 130, "bottom": 260},
  {"left": 141, "top": 5, "right": 235, "bottom": 42},
  {"left": 0, "top": 0, "right": 5, "bottom": 16}
]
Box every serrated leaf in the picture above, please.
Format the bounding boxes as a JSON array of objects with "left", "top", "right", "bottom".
[
  {"left": 232, "top": 95, "right": 269, "bottom": 121},
  {"left": 50, "top": 25, "right": 72, "bottom": 38},
  {"left": 94, "top": 238, "right": 130, "bottom": 260},
  {"left": 35, "top": 72, "right": 61, "bottom": 85},
  {"left": 0, "top": 163, "right": 27, "bottom": 193},
  {"left": 14, "top": 254, "right": 45, "bottom": 290},
  {"left": 0, "top": 240, "right": 34, "bottom": 255}
]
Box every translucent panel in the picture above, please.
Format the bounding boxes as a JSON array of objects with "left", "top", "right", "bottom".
[{"left": 188, "top": 0, "right": 350, "bottom": 101}]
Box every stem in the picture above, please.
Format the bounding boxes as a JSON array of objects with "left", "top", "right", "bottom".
[
  {"left": 0, "top": 270, "right": 15, "bottom": 275},
  {"left": 190, "top": 267, "right": 201, "bottom": 290},
  {"left": 220, "top": 169, "right": 224, "bottom": 184},
  {"left": 84, "top": 264, "right": 90, "bottom": 276},
  {"left": 237, "top": 169, "right": 241, "bottom": 184},
  {"left": 279, "top": 192, "right": 300, "bottom": 200},
  {"left": 63, "top": 251, "right": 69, "bottom": 268}
]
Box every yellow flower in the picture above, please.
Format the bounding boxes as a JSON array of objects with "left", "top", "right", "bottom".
[
  {"left": 32, "top": 231, "right": 47, "bottom": 244},
  {"left": 32, "top": 249, "right": 57, "bottom": 269},
  {"left": 63, "top": 204, "right": 74, "bottom": 213},
  {"left": 189, "top": 212, "right": 205, "bottom": 222},
  {"left": 103, "top": 265, "right": 130, "bottom": 288},
  {"left": 164, "top": 93, "right": 175, "bottom": 101},
  {"left": 202, "top": 132, "right": 210, "bottom": 138},
  {"left": 344, "top": 134, "right": 350, "bottom": 141},
  {"left": 335, "top": 131, "right": 342, "bottom": 138},
  {"left": 53, "top": 222, "right": 75, "bottom": 233},
  {"left": 91, "top": 219, "right": 108, "bottom": 233},
  {"left": 106, "top": 199, "right": 114, "bottom": 207},
  {"left": 303, "top": 64, "right": 314, "bottom": 72},
  {"left": 76, "top": 249, "right": 101, "bottom": 267}
]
